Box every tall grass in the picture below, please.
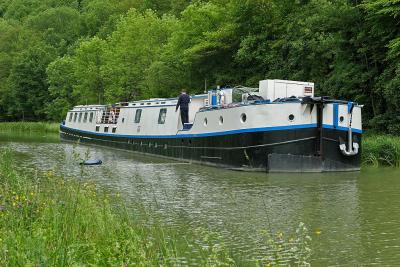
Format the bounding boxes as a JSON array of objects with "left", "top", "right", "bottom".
[
  {"left": 0, "top": 122, "right": 59, "bottom": 133},
  {"left": 362, "top": 135, "right": 400, "bottom": 167},
  {"left": 0, "top": 149, "right": 312, "bottom": 266}
]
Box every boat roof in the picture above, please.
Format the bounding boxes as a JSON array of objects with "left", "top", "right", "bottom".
[{"left": 72, "top": 94, "right": 208, "bottom": 111}]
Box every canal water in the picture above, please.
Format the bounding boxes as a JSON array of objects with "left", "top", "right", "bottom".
[{"left": 1, "top": 132, "right": 400, "bottom": 266}]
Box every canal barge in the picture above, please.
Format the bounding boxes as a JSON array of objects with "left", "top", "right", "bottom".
[{"left": 60, "top": 79, "right": 362, "bottom": 172}]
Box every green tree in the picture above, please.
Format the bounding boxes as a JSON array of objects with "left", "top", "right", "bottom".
[
  {"left": 46, "top": 56, "right": 77, "bottom": 121},
  {"left": 102, "top": 9, "right": 177, "bottom": 102},
  {"left": 145, "top": 1, "right": 237, "bottom": 97},
  {"left": 25, "top": 7, "right": 83, "bottom": 54},
  {"left": 6, "top": 44, "right": 56, "bottom": 120},
  {"left": 72, "top": 36, "right": 107, "bottom": 105},
  {"left": 361, "top": 0, "right": 400, "bottom": 133}
]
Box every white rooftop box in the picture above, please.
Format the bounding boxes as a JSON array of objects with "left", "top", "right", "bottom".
[{"left": 259, "top": 79, "right": 314, "bottom": 101}]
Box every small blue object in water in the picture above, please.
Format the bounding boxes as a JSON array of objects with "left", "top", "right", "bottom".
[{"left": 80, "top": 159, "right": 102, "bottom": 166}]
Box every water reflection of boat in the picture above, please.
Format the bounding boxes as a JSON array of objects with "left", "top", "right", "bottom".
[{"left": 60, "top": 79, "right": 362, "bottom": 172}]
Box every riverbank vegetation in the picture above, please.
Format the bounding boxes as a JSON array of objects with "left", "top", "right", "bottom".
[
  {"left": 0, "top": 149, "right": 312, "bottom": 266},
  {"left": 0, "top": 122, "right": 59, "bottom": 133},
  {"left": 0, "top": 0, "right": 399, "bottom": 134},
  {"left": 362, "top": 135, "right": 400, "bottom": 167}
]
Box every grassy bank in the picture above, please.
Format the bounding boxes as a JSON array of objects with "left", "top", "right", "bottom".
[
  {"left": 0, "top": 122, "right": 59, "bottom": 134},
  {"left": 0, "top": 149, "right": 311, "bottom": 266},
  {"left": 363, "top": 135, "right": 400, "bottom": 167}
]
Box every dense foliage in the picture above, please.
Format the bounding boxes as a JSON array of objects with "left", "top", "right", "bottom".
[{"left": 0, "top": 0, "right": 399, "bottom": 133}]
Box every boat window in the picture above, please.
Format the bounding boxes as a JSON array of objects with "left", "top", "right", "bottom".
[
  {"left": 104, "top": 126, "right": 109, "bottom": 133},
  {"left": 219, "top": 116, "right": 224, "bottom": 125},
  {"left": 74, "top": 113, "right": 77, "bottom": 122},
  {"left": 288, "top": 114, "right": 295, "bottom": 121},
  {"left": 112, "top": 127, "right": 117, "bottom": 133},
  {"left": 69, "top": 113, "right": 73, "bottom": 122},
  {"left": 122, "top": 118, "right": 125, "bottom": 123},
  {"left": 134, "top": 109, "right": 142, "bottom": 123},
  {"left": 339, "top": 116, "right": 344, "bottom": 123},
  {"left": 95, "top": 125, "right": 100, "bottom": 132},
  {"left": 204, "top": 118, "right": 208, "bottom": 126},
  {"left": 78, "top": 112, "right": 82, "bottom": 123},
  {"left": 89, "top": 112, "right": 94, "bottom": 123},
  {"left": 158, "top": 108, "right": 167, "bottom": 124},
  {"left": 241, "top": 113, "right": 247, "bottom": 123},
  {"left": 83, "top": 112, "right": 88, "bottom": 123}
]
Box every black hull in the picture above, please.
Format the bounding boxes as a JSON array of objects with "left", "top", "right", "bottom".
[{"left": 60, "top": 125, "right": 361, "bottom": 172}]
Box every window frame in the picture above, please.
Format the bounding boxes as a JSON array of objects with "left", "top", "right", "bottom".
[
  {"left": 134, "top": 109, "right": 142, "bottom": 123},
  {"left": 158, "top": 108, "right": 167, "bottom": 124},
  {"left": 89, "top": 112, "right": 94, "bottom": 123}
]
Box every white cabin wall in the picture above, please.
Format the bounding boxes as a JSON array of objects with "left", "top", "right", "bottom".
[
  {"left": 65, "top": 110, "right": 98, "bottom": 131},
  {"left": 323, "top": 103, "right": 362, "bottom": 131},
  {"left": 188, "top": 103, "right": 317, "bottom": 135},
  {"left": 351, "top": 107, "right": 362, "bottom": 130},
  {"left": 189, "top": 96, "right": 206, "bottom": 123},
  {"left": 112, "top": 105, "right": 181, "bottom": 136}
]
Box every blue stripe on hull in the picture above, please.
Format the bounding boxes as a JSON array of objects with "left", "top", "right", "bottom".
[
  {"left": 322, "top": 124, "right": 362, "bottom": 134},
  {"left": 60, "top": 123, "right": 362, "bottom": 139}
]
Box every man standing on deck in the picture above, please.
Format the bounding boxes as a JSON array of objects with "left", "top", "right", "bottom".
[{"left": 175, "top": 89, "right": 190, "bottom": 124}]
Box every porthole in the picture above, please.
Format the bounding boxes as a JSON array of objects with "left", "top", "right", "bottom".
[
  {"left": 219, "top": 116, "right": 224, "bottom": 125},
  {"left": 241, "top": 113, "right": 247, "bottom": 123},
  {"left": 339, "top": 116, "right": 344, "bottom": 123},
  {"left": 288, "top": 114, "right": 295, "bottom": 121},
  {"left": 204, "top": 118, "right": 208, "bottom": 126}
]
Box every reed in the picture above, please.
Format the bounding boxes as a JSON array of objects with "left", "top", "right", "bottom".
[
  {"left": 0, "top": 149, "right": 311, "bottom": 266},
  {"left": 0, "top": 122, "right": 59, "bottom": 133},
  {"left": 362, "top": 134, "right": 400, "bottom": 167}
]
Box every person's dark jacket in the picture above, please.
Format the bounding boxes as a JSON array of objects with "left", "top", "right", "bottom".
[{"left": 176, "top": 93, "right": 190, "bottom": 110}]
